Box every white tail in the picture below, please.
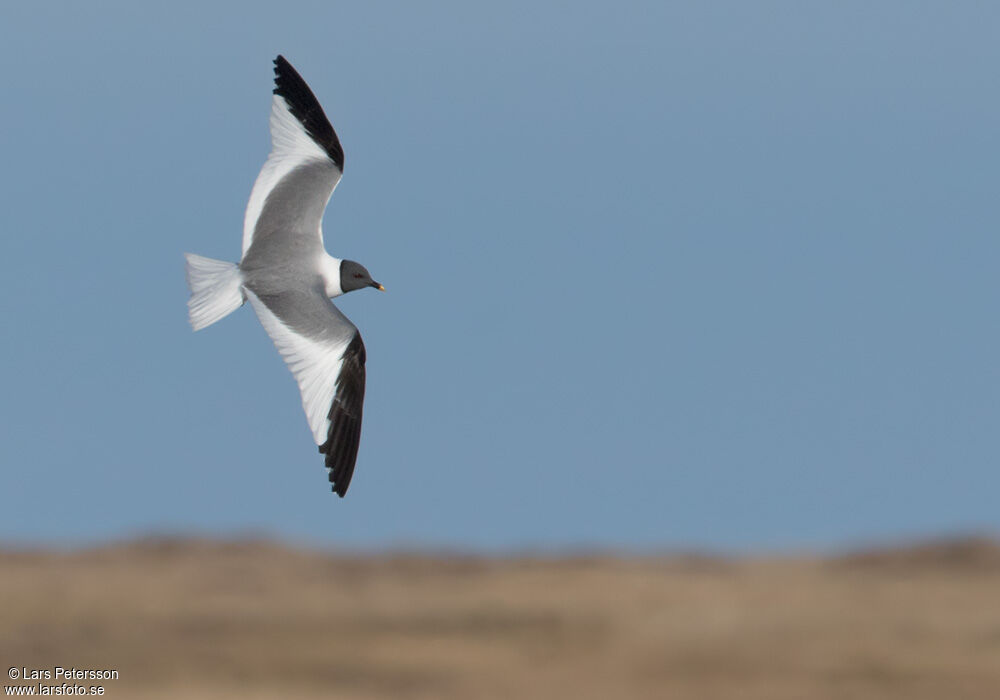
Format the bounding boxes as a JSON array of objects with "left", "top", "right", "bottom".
[{"left": 184, "top": 253, "right": 245, "bottom": 331}]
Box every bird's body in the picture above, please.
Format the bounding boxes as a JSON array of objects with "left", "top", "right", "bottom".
[{"left": 185, "top": 56, "right": 382, "bottom": 497}]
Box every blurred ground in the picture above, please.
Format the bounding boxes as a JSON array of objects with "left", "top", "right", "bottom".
[{"left": 1, "top": 536, "right": 998, "bottom": 699}]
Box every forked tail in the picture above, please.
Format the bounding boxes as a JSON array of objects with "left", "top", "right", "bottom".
[{"left": 184, "top": 253, "right": 245, "bottom": 330}]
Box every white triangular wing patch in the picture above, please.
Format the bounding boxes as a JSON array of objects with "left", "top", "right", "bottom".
[
  {"left": 241, "top": 95, "right": 342, "bottom": 256},
  {"left": 245, "top": 289, "right": 350, "bottom": 444}
]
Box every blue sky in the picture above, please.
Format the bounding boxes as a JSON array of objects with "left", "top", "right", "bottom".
[{"left": 1, "top": 2, "right": 998, "bottom": 552}]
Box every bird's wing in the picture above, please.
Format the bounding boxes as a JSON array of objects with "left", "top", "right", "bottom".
[
  {"left": 245, "top": 287, "right": 366, "bottom": 497},
  {"left": 242, "top": 55, "right": 345, "bottom": 258}
]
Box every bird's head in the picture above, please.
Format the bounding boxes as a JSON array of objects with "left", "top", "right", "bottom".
[{"left": 340, "top": 259, "right": 385, "bottom": 294}]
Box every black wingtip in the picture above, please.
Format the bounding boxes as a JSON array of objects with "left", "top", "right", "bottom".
[
  {"left": 317, "top": 332, "right": 367, "bottom": 498},
  {"left": 271, "top": 55, "right": 345, "bottom": 171}
]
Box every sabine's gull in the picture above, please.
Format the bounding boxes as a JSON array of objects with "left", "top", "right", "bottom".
[{"left": 185, "top": 55, "right": 383, "bottom": 497}]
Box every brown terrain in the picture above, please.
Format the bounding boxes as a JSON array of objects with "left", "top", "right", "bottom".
[{"left": 1, "top": 536, "right": 998, "bottom": 699}]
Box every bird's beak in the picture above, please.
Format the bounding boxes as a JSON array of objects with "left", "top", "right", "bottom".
[{"left": 373, "top": 282, "right": 386, "bottom": 292}]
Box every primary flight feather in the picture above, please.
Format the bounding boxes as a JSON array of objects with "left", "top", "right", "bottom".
[{"left": 185, "top": 55, "right": 383, "bottom": 497}]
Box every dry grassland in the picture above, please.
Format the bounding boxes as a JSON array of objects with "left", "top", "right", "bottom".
[{"left": 1, "top": 537, "right": 998, "bottom": 699}]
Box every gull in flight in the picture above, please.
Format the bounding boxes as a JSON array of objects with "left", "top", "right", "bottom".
[{"left": 185, "top": 55, "right": 383, "bottom": 497}]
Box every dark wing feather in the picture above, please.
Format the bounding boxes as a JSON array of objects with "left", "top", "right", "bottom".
[
  {"left": 319, "top": 332, "right": 367, "bottom": 497},
  {"left": 273, "top": 55, "right": 345, "bottom": 171}
]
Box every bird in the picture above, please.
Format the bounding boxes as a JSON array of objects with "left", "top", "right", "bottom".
[{"left": 184, "top": 55, "right": 383, "bottom": 497}]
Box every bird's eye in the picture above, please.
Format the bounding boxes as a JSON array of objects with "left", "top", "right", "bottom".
[{"left": 354, "top": 273, "right": 364, "bottom": 279}]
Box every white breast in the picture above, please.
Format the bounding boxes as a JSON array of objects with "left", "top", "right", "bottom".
[{"left": 321, "top": 254, "right": 344, "bottom": 298}]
